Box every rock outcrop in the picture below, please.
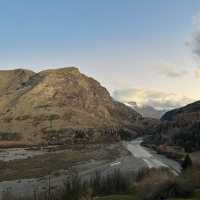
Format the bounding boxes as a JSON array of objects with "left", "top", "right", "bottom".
[{"left": 0, "top": 67, "right": 142, "bottom": 147}]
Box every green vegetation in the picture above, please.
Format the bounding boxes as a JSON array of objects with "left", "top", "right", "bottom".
[
  {"left": 148, "top": 121, "right": 200, "bottom": 153},
  {"left": 61, "top": 170, "right": 133, "bottom": 200},
  {"left": 170, "top": 189, "right": 200, "bottom": 200},
  {"left": 182, "top": 154, "right": 192, "bottom": 170},
  {"left": 96, "top": 194, "right": 137, "bottom": 200}
]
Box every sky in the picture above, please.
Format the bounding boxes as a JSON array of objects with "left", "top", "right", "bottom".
[{"left": 1, "top": 0, "right": 200, "bottom": 109}]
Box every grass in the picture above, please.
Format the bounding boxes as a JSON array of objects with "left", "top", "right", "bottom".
[
  {"left": 0, "top": 150, "right": 85, "bottom": 181},
  {"left": 1, "top": 157, "right": 200, "bottom": 200},
  {"left": 0, "top": 142, "right": 127, "bottom": 181},
  {"left": 96, "top": 194, "right": 138, "bottom": 200},
  {"left": 1, "top": 167, "right": 200, "bottom": 200},
  {"left": 170, "top": 189, "right": 200, "bottom": 200}
]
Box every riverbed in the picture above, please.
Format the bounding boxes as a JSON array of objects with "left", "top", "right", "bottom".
[{"left": 0, "top": 138, "right": 181, "bottom": 199}]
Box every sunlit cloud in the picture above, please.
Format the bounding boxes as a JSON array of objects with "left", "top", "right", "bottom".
[
  {"left": 113, "top": 88, "right": 194, "bottom": 110},
  {"left": 195, "top": 66, "right": 200, "bottom": 78}
]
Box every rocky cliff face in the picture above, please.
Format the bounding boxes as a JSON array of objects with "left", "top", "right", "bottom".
[
  {"left": 146, "top": 101, "right": 200, "bottom": 152},
  {"left": 0, "top": 67, "right": 142, "bottom": 147}
]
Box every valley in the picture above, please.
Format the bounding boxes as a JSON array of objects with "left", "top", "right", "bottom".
[
  {"left": 0, "top": 138, "right": 181, "bottom": 199},
  {"left": 0, "top": 67, "right": 199, "bottom": 200},
  {"left": 2, "top": 1, "right": 200, "bottom": 199}
]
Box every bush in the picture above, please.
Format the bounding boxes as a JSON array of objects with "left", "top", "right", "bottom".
[
  {"left": 62, "top": 174, "right": 88, "bottom": 200},
  {"left": 173, "top": 178, "right": 194, "bottom": 198},
  {"left": 182, "top": 162, "right": 200, "bottom": 188},
  {"left": 90, "top": 169, "right": 131, "bottom": 196},
  {"left": 61, "top": 169, "right": 132, "bottom": 200},
  {"left": 135, "top": 167, "right": 195, "bottom": 200},
  {"left": 182, "top": 154, "right": 192, "bottom": 170}
]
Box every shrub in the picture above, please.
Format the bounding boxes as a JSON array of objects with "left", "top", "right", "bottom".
[
  {"left": 62, "top": 174, "right": 88, "bottom": 200},
  {"left": 90, "top": 169, "right": 131, "bottom": 196},
  {"left": 136, "top": 167, "right": 194, "bottom": 200},
  {"left": 182, "top": 162, "right": 200, "bottom": 188},
  {"left": 182, "top": 154, "right": 192, "bottom": 170},
  {"left": 173, "top": 177, "right": 194, "bottom": 198}
]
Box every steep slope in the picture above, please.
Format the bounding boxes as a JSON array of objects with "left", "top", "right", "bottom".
[
  {"left": 0, "top": 67, "right": 142, "bottom": 147},
  {"left": 146, "top": 101, "right": 200, "bottom": 152},
  {"left": 0, "top": 69, "right": 35, "bottom": 95},
  {"left": 0, "top": 69, "right": 35, "bottom": 112}
]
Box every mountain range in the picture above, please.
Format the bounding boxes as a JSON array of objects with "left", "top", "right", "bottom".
[{"left": 1, "top": 67, "right": 199, "bottom": 153}]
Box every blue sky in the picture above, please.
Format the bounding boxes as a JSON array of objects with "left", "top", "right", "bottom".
[{"left": 1, "top": 0, "right": 200, "bottom": 108}]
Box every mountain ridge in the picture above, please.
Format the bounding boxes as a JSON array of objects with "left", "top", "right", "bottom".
[
  {"left": 124, "top": 101, "right": 166, "bottom": 119},
  {"left": 0, "top": 67, "right": 142, "bottom": 147}
]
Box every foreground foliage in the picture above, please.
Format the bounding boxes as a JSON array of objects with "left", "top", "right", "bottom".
[{"left": 2, "top": 163, "right": 200, "bottom": 200}]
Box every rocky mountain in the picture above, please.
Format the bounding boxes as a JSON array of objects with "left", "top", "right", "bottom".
[
  {"left": 0, "top": 67, "right": 142, "bottom": 147},
  {"left": 145, "top": 101, "right": 200, "bottom": 153},
  {"left": 124, "top": 102, "right": 166, "bottom": 119}
]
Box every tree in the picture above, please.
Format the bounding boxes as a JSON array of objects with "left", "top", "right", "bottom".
[{"left": 182, "top": 154, "right": 192, "bottom": 170}]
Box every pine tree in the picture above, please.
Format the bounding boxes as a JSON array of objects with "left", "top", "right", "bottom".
[{"left": 182, "top": 154, "right": 192, "bottom": 170}]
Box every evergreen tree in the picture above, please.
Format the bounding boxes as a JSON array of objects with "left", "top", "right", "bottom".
[{"left": 182, "top": 154, "right": 192, "bottom": 170}]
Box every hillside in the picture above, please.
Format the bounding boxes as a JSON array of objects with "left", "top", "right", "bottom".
[
  {"left": 146, "top": 101, "right": 200, "bottom": 152},
  {"left": 161, "top": 100, "right": 200, "bottom": 121},
  {"left": 0, "top": 67, "right": 142, "bottom": 147}
]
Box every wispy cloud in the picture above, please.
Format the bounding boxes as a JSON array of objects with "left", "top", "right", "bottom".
[
  {"left": 189, "top": 15, "right": 200, "bottom": 59},
  {"left": 154, "top": 59, "right": 189, "bottom": 78},
  {"left": 158, "top": 63, "right": 188, "bottom": 78},
  {"left": 113, "top": 88, "right": 194, "bottom": 110},
  {"left": 187, "top": 13, "right": 200, "bottom": 78}
]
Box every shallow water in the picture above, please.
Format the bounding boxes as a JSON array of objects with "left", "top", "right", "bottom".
[{"left": 125, "top": 138, "right": 181, "bottom": 174}]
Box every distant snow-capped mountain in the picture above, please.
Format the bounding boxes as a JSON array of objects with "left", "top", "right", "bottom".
[{"left": 124, "top": 102, "right": 167, "bottom": 119}]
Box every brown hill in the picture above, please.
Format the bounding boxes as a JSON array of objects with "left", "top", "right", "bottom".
[{"left": 0, "top": 67, "right": 142, "bottom": 147}]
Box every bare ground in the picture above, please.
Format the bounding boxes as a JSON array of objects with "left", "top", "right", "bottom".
[{"left": 0, "top": 142, "right": 129, "bottom": 182}]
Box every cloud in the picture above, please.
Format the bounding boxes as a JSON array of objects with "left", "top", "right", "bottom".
[
  {"left": 189, "top": 32, "right": 200, "bottom": 59},
  {"left": 195, "top": 66, "right": 200, "bottom": 78},
  {"left": 153, "top": 60, "right": 189, "bottom": 78},
  {"left": 158, "top": 64, "right": 188, "bottom": 78},
  {"left": 185, "top": 13, "right": 200, "bottom": 78},
  {"left": 113, "top": 88, "right": 194, "bottom": 110},
  {"left": 189, "top": 14, "right": 200, "bottom": 59}
]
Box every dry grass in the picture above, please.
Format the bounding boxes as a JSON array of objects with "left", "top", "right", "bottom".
[
  {"left": 182, "top": 162, "right": 200, "bottom": 188},
  {"left": 0, "top": 143, "right": 127, "bottom": 181}
]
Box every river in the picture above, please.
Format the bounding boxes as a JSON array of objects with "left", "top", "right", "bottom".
[
  {"left": 0, "top": 138, "right": 181, "bottom": 199},
  {"left": 124, "top": 138, "right": 181, "bottom": 174}
]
